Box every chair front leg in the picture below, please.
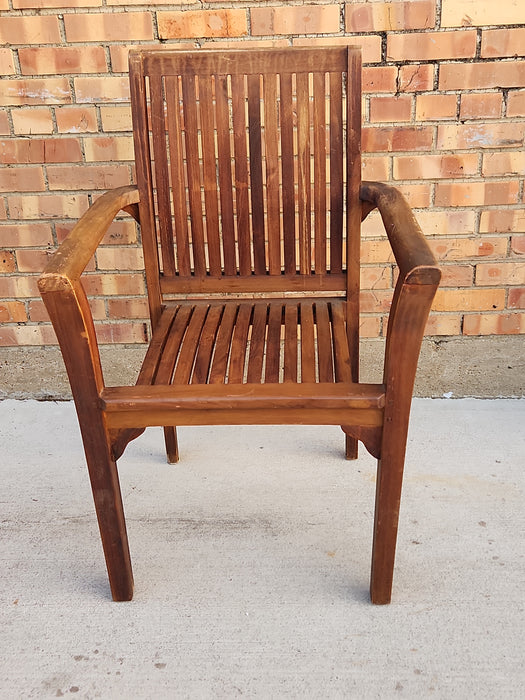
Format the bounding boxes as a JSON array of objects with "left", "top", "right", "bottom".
[{"left": 164, "top": 426, "right": 179, "bottom": 464}]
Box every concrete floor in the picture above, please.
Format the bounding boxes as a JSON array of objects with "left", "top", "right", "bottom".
[{"left": 1, "top": 398, "right": 524, "bottom": 698}]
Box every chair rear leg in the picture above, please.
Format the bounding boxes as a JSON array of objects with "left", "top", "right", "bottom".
[
  {"left": 164, "top": 426, "right": 179, "bottom": 464},
  {"left": 345, "top": 435, "right": 358, "bottom": 460}
]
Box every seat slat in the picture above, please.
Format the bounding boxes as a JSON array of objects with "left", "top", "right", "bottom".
[
  {"left": 299, "top": 302, "right": 316, "bottom": 383},
  {"left": 264, "top": 303, "right": 283, "bottom": 383},
  {"left": 246, "top": 303, "right": 267, "bottom": 383},
  {"left": 283, "top": 304, "right": 298, "bottom": 383},
  {"left": 208, "top": 303, "right": 238, "bottom": 384},
  {"left": 155, "top": 304, "right": 193, "bottom": 385},
  {"left": 172, "top": 304, "right": 209, "bottom": 384},
  {"left": 331, "top": 300, "right": 352, "bottom": 382},
  {"left": 136, "top": 305, "right": 178, "bottom": 385},
  {"left": 315, "top": 300, "right": 334, "bottom": 383},
  {"left": 227, "top": 302, "right": 252, "bottom": 383},
  {"left": 192, "top": 304, "right": 223, "bottom": 384}
]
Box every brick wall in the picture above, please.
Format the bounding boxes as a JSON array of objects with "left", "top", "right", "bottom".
[{"left": 1, "top": 0, "right": 524, "bottom": 347}]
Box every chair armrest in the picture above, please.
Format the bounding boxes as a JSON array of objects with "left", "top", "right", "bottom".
[
  {"left": 360, "top": 181, "right": 439, "bottom": 285},
  {"left": 39, "top": 185, "right": 140, "bottom": 289}
]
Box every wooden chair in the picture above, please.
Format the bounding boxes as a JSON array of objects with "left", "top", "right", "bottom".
[{"left": 39, "top": 47, "right": 440, "bottom": 604}]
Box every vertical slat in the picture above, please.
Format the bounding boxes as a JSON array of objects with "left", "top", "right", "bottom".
[
  {"left": 149, "top": 75, "right": 176, "bottom": 277},
  {"left": 165, "top": 75, "right": 191, "bottom": 276},
  {"left": 264, "top": 303, "right": 283, "bottom": 382},
  {"left": 330, "top": 300, "right": 352, "bottom": 382},
  {"left": 246, "top": 303, "right": 267, "bottom": 383},
  {"left": 329, "top": 71, "right": 343, "bottom": 274},
  {"left": 198, "top": 75, "right": 222, "bottom": 276},
  {"left": 155, "top": 305, "right": 194, "bottom": 385},
  {"left": 279, "top": 72, "right": 296, "bottom": 274},
  {"left": 283, "top": 304, "right": 298, "bottom": 383},
  {"left": 263, "top": 73, "right": 281, "bottom": 274},
  {"left": 296, "top": 71, "right": 311, "bottom": 274},
  {"left": 228, "top": 302, "right": 252, "bottom": 383},
  {"left": 181, "top": 73, "right": 207, "bottom": 276},
  {"left": 315, "top": 300, "right": 334, "bottom": 383},
  {"left": 248, "top": 74, "right": 266, "bottom": 274},
  {"left": 231, "top": 74, "right": 252, "bottom": 275},
  {"left": 346, "top": 49, "right": 363, "bottom": 384},
  {"left": 313, "top": 71, "right": 327, "bottom": 273},
  {"left": 215, "top": 75, "right": 237, "bottom": 275},
  {"left": 208, "top": 303, "right": 238, "bottom": 384},
  {"left": 172, "top": 304, "right": 209, "bottom": 384},
  {"left": 192, "top": 304, "right": 223, "bottom": 384},
  {"left": 299, "top": 302, "right": 316, "bottom": 383}
]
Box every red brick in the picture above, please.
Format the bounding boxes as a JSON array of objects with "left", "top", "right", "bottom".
[
  {"left": 0, "top": 166, "right": 45, "bottom": 192},
  {"left": 7, "top": 194, "right": 89, "bottom": 220},
  {"left": 0, "top": 139, "right": 44, "bottom": 164},
  {"left": 95, "top": 322, "right": 148, "bottom": 345},
  {"left": 0, "top": 48, "right": 15, "bottom": 75},
  {"left": 481, "top": 28, "right": 525, "bottom": 58},
  {"left": 0, "top": 276, "right": 40, "bottom": 299},
  {"left": 47, "top": 165, "right": 131, "bottom": 191},
  {"left": 435, "top": 181, "right": 520, "bottom": 208},
  {"left": 395, "top": 184, "right": 432, "bottom": 209},
  {"left": 159, "top": 9, "right": 247, "bottom": 39},
  {"left": 74, "top": 77, "right": 130, "bottom": 103},
  {"left": 480, "top": 209, "right": 525, "bottom": 234},
  {"left": 416, "top": 210, "right": 477, "bottom": 236},
  {"left": 363, "top": 66, "right": 398, "bottom": 93},
  {"left": 293, "top": 36, "right": 382, "bottom": 64},
  {"left": 43, "top": 137, "right": 83, "bottom": 163},
  {"left": 511, "top": 236, "right": 525, "bottom": 255},
  {"left": 439, "top": 264, "right": 474, "bottom": 287},
  {"left": 55, "top": 106, "right": 98, "bottom": 134},
  {"left": 360, "top": 289, "right": 393, "bottom": 313},
  {"left": 0, "top": 15, "right": 61, "bottom": 45},
  {"left": 393, "top": 154, "right": 478, "bottom": 180},
  {"left": 82, "top": 273, "right": 145, "bottom": 296},
  {"left": 432, "top": 288, "right": 505, "bottom": 312},
  {"left": 13, "top": 0, "right": 101, "bottom": 6},
  {"left": 476, "top": 262, "right": 525, "bottom": 286},
  {"left": 0, "top": 79, "right": 71, "bottom": 106},
  {"left": 345, "top": 2, "right": 435, "bottom": 32},
  {"left": 96, "top": 247, "right": 144, "bottom": 270},
  {"left": 0, "top": 112, "right": 9, "bottom": 136},
  {"left": 416, "top": 94, "right": 457, "bottom": 121},
  {"left": 508, "top": 288, "right": 525, "bottom": 309},
  {"left": 369, "top": 96, "right": 412, "bottom": 123},
  {"left": 83, "top": 136, "right": 134, "bottom": 162},
  {"left": 437, "top": 123, "right": 525, "bottom": 150},
  {"left": 251, "top": 5, "right": 338, "bottom": 36},
  {"left": 482, "top": 152, "right": 525, "bottom": 177},
  {"left": 107, "top": 298, "right": 149, "bottom": 319},
  {"left": 12, "top": 108, "right": 54, "bottom": 135},
  {"left": 363, "top": 126, "right": 433, "bottom": 153},
  {"left": 460, "top": 93, "right": 503, "bottom": 120},
  {"left": 15, "top": 249, "right": 54, "bottom": 274},
  {"left": 99, "top": 106, "right": 132, "bottom": 132},
  {"left": 424, "top": 314, "right": 462, "bottom": 336},
  {"left": 65, "top": 12, "right": 154, "bottom": 42},
  {"left": 0, "top": 223, "right": 53, "bottom": 247},
  {"left": 442, "top": 0, "right": 525, "bottom": 28},
  {"left": 398, "top": 64, "right": 434, "bottom": 92},
  {"left": 430, "top": 237, "right": 508, "bottom": 261},
  {"left": 388, "top": 30, "right": 476, "bottom": 61},
  {"left": 19, "top": 46, "right": 107, "bottom": 76},
  {"left": 0, "top": 325, "right": 59, "bottom": 347},
  {"left": 361, "top": 266, "right": 392, "bottom": 289},
  {"left": 463, "top": 313, "right": 524, "bottom": 335},
  {"left": 0, "top": 250, "right": 16, "bottom": 273},
  {"left": 440, "top": 61, "right": 525, "bottom": 91},
  {"left": 359, "top": 316, "right": 381, "bottom": 338},
  {"left": 507, "top": 91, "right": 525, "bottom": 118},
  {"left": 362, "top": 155, "right": 390, "bottom": 181},
  {"left": 0, "top": 301, "right": 27, "bottom": 323}
]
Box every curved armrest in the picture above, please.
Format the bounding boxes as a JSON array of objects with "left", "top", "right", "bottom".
[
  {"left": 39, "top": 185, "right": 140, "bottom": 290},
  {"left": 360, "top": 181, "right": 439, "bottom": 285}
]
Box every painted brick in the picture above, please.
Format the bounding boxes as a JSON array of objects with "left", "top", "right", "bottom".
[
  {"left": 442, "top": 0, "right": 524, "bottom": 28},
  {"left": 480, "top": 210, "right": 525, "bottom": 234},
  {"left": 64, "top": 12, "right": 154, "bottom": 43},
  {"left": 393, "top": 154, "right": 479, "bottom": 180},
  {"left": 482, "top": 152, "right": 525, "bottom": 177},
  {"left": 476, "top": 262, "right": 525, "bottom": 286},
  {"left": 363, "top": 126, "right": 433, "bottom": 153},
  {"left": 12, "top": 108, "right": 54, "bottom": 135},
  {"left": 74, "top": 77, "right": 130, "bottom": 103},
  {"left": 369, "top": 96, "right": 412, "bottom": 123},
  {"left": 7, "top": 194, "right": 89, "bottom": 220},
  {"left": 363, "top": 66, "right": 398, "bottom": 93},
  {"left": 507, "top": 91, "right": 525, "bottom": 118},
  {"left": 19, "top": 47, "right": 107, "bottom": 76},
  {"left": 511, "top": 236, "right": 525, "bottom": 255},
  {"left": 0, "top": 166, "right": 45, "bottom": 193},
  {"left": 99, "top": 106, "right": 133, "bottom": 132},
  {"left": 0, "top": 48, "right": 15, "bottom": 75},
  {"left": 435, "top": 181, "right": 520, "bottom": 208},
  {"left": 416, "top": 94, "right": 457, "bottom": 121},
  {"left": 345, "top": 2, "right": 435, "bottom": 32},
  {"left": 251, "top": 5, "right": 339, "bottom": 36},
  {"left": 0, "top": 79, "right": 71, "bottom": 106},
  {"left": 481, "top": 28, "right": 525, "bottom": 58},
  {"left": 0, "top": 223, "right": 53, "bottom": 247},
  {"left": 55, "top": 106, "right": 98, "bottom": 134},
  {"left": 430, "top": 237, "right": 508, "bottom": 261},
  {"left": 440, "top": 61, "right": 525, "bottom": 91},
  {"left": 437, "top": 123, "right": 525, "bottom": 150},
  {"left": 388, "top": 30, "right": 477, "bottom": 61},
  {"left": 159, "top": 9, "right": 247, "bottom": 39},
  {"left": 0, "top": 15, "right": 61, "bottom": 45},
  {"left": 432, "top": 288, "right": 505, "bottom": 312},
  {"left": 83, "top": 136, "right": 135, "bottom": 162},
  {"left": 460, "top": 93, "right": 503, "bottom": 120},
  {"left": 463, "top": 313, "right": 524, "bottom": 335},
  {"left": 47, "top": 165, "right": 130, "bottom": 191},
  {"left": 0, "top": 301, "right": 27, "bottom": 324},
  {"left": 508, "top": 288, "right": 525, "bottom": 309},
  {"left": 398, "top": 64, "right": 434, "bottom": 92},
  {"left": 293, "top": 36, "right": 382, "bottom": 64},
  {"left": 0, "top": 250, "right": 16, "bottom": 273}
]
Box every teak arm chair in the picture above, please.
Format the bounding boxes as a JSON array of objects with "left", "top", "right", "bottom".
[{"left": 39, "top": 47, "right": 440, "bottom": 605}]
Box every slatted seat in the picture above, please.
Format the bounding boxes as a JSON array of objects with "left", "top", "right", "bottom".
[{"left": 39, "top": 46, "right": 440, "bottom": 605}]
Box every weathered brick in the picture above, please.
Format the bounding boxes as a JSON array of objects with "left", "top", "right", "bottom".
[
  {"left": 74, "top": 77, "right": 130, "bottom": 103},
  {"left": 416, "top": 94, "right": 457, "bottom": 121},
  {"left": 83, "top": 136, "right": 134, "bottom": 162},
  {"left": 0, "top": 15, "right": 61, "bottom": 45},
  {"left": 463, "top": 313, "right": 524, "bottom": 335},
  {"left": 99, "top": 105, "right": 132, "bottom": 132},
  {"left": 395, "top": 184, "right": 432, "bottom": 209},
  {"left": 251, "top": 5, "right": 339, "bottom": 36},
  {"left": 293, "top": 36, "right": 382, "bottom": 64},
  {"left": 507, "top": 91, "right": 525, "bottom": 118},
  {"left": 7, "top": 194, "right": 89, "bottom": 220},
  {"left": 508, "top": 288, "right": 525, "bottom": 309},
  {"left": 12, "top": 108, "right": 54, "bottom": 135},
  {"left": 482, "top": 152, "right": 525, "bottom": 177},
  {"left": 481, "top": 28, "right": 525, "bottom": 58},
  {"left": 96, "top": 247, "right": 144, "bottom": 270},
  {"left": 0, "top": 112, "right": 9, "bottom": 136},
  {"left": 361, "top": 266, "right": 392, "bottom": 290},
  {"left": 107, "top": 298, "right": 149, "bottom": 319},
  {"left": 159, "top": 9, "right": 247, "bottom": 39},
  {"left": 19, "top": 46, "right": 107, "bottom": 76},
  {"left": 388, "top": 30, "right": 476, "bottom": 61},
  {"left": 13, "top": 0, "right": 101, "bottom": 6},
  {"left": 0, "top": 48, "right": 15, "bottom": 75},
  {"left": 15, "top": 249, "right": 54, "bottom": 274},
  {"left": 0, "top": 250, "right": 16, "bottom": 273},
  {"left": 435, "top": 181, "right": 520, "bottom": 208},
  {"left": 416, "top": 210, "right": 477, "bottom": 236},
  {"left": 432, "top": 288, "right": 505, "bottom": 311},
  {"left": 480, "top": 209, "right": 525, "bottom": 234},
  {"left": 95, "top": 322, "right": 148, "bottom": 345},
  {"left": 430, "top": 237, "right": 508, "bottom": 261},
  {"left": 47, "top": 164, "right": 130, "bottom": 191},
  {"left": 398, "top": 64, "right": 434, "bottom": 92},
  {"left": 0, "top": 166, "right": 45, "bottom": 193},
  {"left": 424, "top": 314, "right": 462, "bottom": 336},
  {"left": 359, "top": 316, "right": 381, "bottom": 338},
  {"left": 439, "top": 264, "right": 474, "bottom": 287},
  {"left": 440, "top": 61, "right": 525, "bottom": 91},
  {"left": 55, "top": 106, "right": 98, "bottom": 134},
  {"left": 64, "top": 12, "right": 154, "bottom": 42},
  {"left": 102, "top": 221, "right": 138, "bottom": 246},
  {"left": 442, "top": 0, "right": 524, "bottom": 28},
  {"left": 0, "top": 139, "right": 44, "bottom": 164},
  {"left": 0, "top": 223, "right": 53, "bottom": 247},
  {"left": 0, "top": 275, "right": 40, "bottom": 299},
  {"left": 369, "top": 96, "right": 412, "bottom": 123},
  {"left": 363, "top": 126, "right": 433, "bottom": 153},
  {"left": 345, "top": 2, "right": 435, "bottom": 32},
  {"left": 393, "top": 154, "right": 478, "bottom": 180},
  {"left": 460, "top": 93, "right": 503, "bottom": 120},
  {"left": 511, "top": 236, "right": 525, "bottom": 255},
  {"left": 0, "top": 325, "right": 59, "bottom": 347},
  {"left": 0, "top": 301, "right": 27, "bottom": 323},
  {"left": 476, "top": 262, "right": 525, "bottom": 286},
  {"left": 362, "top": 155, "right": 390, "bottom": 181},
  {"left": 363, "top": 66, "right": 398, "bottom": 93},
  {"left": 0, "top": 79, "right": 71, "bottom": 106},
  {"left": 437, "top": 123, "right": 525, "bottom": 150},
  {"left": 82, "top": 273, "right": 145, "bottom": 296}
]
